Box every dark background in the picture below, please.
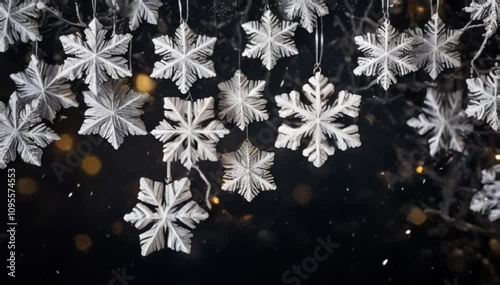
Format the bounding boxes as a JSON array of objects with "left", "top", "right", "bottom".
[{"left": 1, "top": 0, "right": 499, "bottom": 284}]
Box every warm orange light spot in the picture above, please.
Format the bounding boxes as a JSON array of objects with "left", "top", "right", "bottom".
[
  {"left": 242, "top": 214, "right": 253, "bottom": 221},
  {"left": 416, "top": 165, "right": 424, "bottom": 174},
  {"left": 416, "top": 5, "right": 425, "bottom": 14},
  {"left": 111, "top": 221, "right": 123, "bottom": 236},
  {"left": 490, "top": 239, "right": 500, "bottom": 255},
  {"left": 495, "top": 154, "right": 500, "bottom": 161},
  {"left": 407, "top": 207, "right": 427, "bottom": 225},
  {"left": 55, "top": 134, "right": 73, "bottom": 151},
  {"left": 293, "top": 184, "right": 312, "bottom": 205},
  {"left": 16, "top": 177, "right": 38, "bottom": 196},
  {"left": 81, "top": 155, "right": 102, "bottom": 176},
  {"left": 134, "top": 73, "right": 156, "bottom": 94},
  {"left": 210, "top": 196, "right": 220, "bottom": 205},
  {"left": 74, "top": 234, "right": 92, "bottom": 252}
]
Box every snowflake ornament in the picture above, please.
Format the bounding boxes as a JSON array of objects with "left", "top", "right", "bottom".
[
  {"left": 151, "top": 22, "right": 217, "bottom": 94},
  {"left": 59, "top": 18, "right": 132, "bottom": 95},
  {"left": 218, "top": 70, "right": 268, "bottom": 130},
  {"left": 283, "top": 0, "right": 329, "bottom": 33},
  {"left": 275, "top": 72, "right": 362, "bottom": 168},
  {"left": 0, "top": 0, "right": 41, "bottom": 52},
  {"left": 128, "top": 0, "right": 163, "bottom": 31},
  {"left": 408, "top": 13, "right": 462, "bottom": 79},
  {"left": 407, "top": 88, "right": 472, "bottom": 157},
  {"left": 10, "top": 55, "right": 78, "bottom": 122},
  {"left": 79, "top": 79, "right": 149, "bottom": 150},
  {"left": 151, "top": 97, "right": 229, "bottom": 170},
  {"left": 465, "top": 0, "right": 498, "bottom": 39},
  {"left": 465, "top": 70, "right": 500, "bottom": 130},
  {"left": 0, "top": 93, "right": 59, "bottom": 169},
  {"left": 241, "top": 10, "right": 298, "bottom": 70},
  {"left": 124, "top": 177, "right": 209, "bottom": 255},
  {"left": 221, "top": 140, "right": 276, "bottom": 202},
  {"left": 470, "top": 165, "right": 500, "bottom": 222},
  {"left": 354, "top": 19, "right": 417, "bottom": 90}
]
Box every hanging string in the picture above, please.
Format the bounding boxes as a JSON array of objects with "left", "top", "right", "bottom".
[
  {"left": 265, "top": 0, "right": 270, "bottom": 10},
  {"left": 313, "top": 17, "right": 324, "bottom": 73},
  {"left": 382, "top": 0, "right": 390, "bottom": 19},
  {"left": 92, "top": 0, "right": 97, "bottom": 18},
  {"left": 178, "top": 0, "right": 189, "bottom": 23},
  {"left": 34, "top": 41, "right": 39, "bottom": 58},
  {"left": 112, "top": 0, "right": 117, "bottom": 35}
]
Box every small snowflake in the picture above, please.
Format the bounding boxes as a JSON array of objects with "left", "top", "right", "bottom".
[
  {"left": 283, "top": 0, "right": 329, "bottom": 33},
  {"left": 221, "top": 140, "right": 276, "bottom": 202},
  {"left": 466, "top": 70, "right": 500, "bottom": 130},
  {"left": 275, "top": 72, "right": 362, "bottom": 168},
  {"left": 0, "top": 0, "right": 41, "bottom": 52},
  {"left": 151, "top": 22, "right": 217, "bottom": 94},
  {"left": 470, "top": 165, "right": 500, "bottom": 221},
  {"left": 241, "top": 10, "right": 298, "bottom": 70},
  {"left": 407, "top": 88, "right": 472, "bottom": 157}
]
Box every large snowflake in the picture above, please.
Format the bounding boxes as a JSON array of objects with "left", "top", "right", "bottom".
[
  {"left": 407, "top": 88, "right": 472, "bottom": 157},
  {"left": 79, "top": 79, "right": 149, "bottom": 150},
  {"left": 466, "top": 70, "right": 500, "bottom": 130},
  {"left": 0, "top": 0, "right": 41, "bottom": 52},
  {"left": 218, "top": 70, "right": 268, "bottom": 130},
  {"left": 151, "top": 97, "right": 229, "bottom": 170},
  {"left": 470, "top": 165, "right": 500, "bottom": 222},
  {"left": 221, "top": 140, "right": 276, "bottom": 202},
  {"left": 354, "top": 19, "right": 417, "bottom": 90},
  {"left": 128, "top": 0, "right": 163, "bottom": 31},
  {"left": 151, "top": 23, "right": 217, "bottom": 94},
  {"left": 408, "top": 13, "right": 462, "bottom": 79},
  {"left": 10, "top": 55, "right": 78, "bottom": 122},
  {"left": 0, "top": 93, "right": 59, "bottom": 169},
  {"left": 275, "top": 72, "right": 362, "bottom": 168},
  {"left": 58, "top": 18, "right": 132, "bottom": 95},
  {"left": 124, "top": 177, "right": 208, "bottom": 255},
  {"left": 283, "top": 0, "right": 329, "bottom": 33},
  {"left": 241, "top": 10, "right": 298, "bottom": 70}
]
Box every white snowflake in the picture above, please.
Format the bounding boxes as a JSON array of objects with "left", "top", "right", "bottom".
[
  {"left": 466, "top": 70, "right": 500, "bottom": 130},
  {"left": 128, "top": 0, "right": 162, "bottom": 31},
  {"left": 283, "top": 0, "right": 329, "bottom": 33},
  {"left": 0, "top": 0, "right": 41, "bottom": 52},
  {"left": 124, "top": 177, "right": 209, "bottom": 255},
  {"left": 0, "top": 93, "right": 59, "bottom": 169},
  {"left": 10, "top": 55, "right": 78, "bottom": 122},
  {"left": 221, "top": 140, "right": 276, "bottom": 202},
  {"left": 354, "top": 19, "right": 417, "bottom": 90},
  {"left": 408, "top": 13, "right": 462, "bottom": 79},
  {"left": 218, "top": 70, "right": 268, "bottom": 130},
  {"left": 79, "top": 79, "right": 149, "bottom": 150},
  {"left": 407, "top": 88, "right": 472, "bottom": 157},
  {"left": 275, "top": 72, "right": 362, "bottom": 168},
  {"left": 151, "top": 22, "right": 217, "bottom": 94},
  {"left": 58, "top": 18, "right": 132, "bottom": 95},
  {"left": 465, "top": 0, "right": 498, "bottom": 39},
  {"left": 241, "top": 10, "right": 298, "bottom": 70},
  {"left": 470, "top": 165, "right": 500, "bottom": 222},
  {"left": 151, "top": 97, "right": 229, "bottom": 170}
]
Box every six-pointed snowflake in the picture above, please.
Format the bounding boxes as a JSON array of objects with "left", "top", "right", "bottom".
[
  {"left": 124, "top": 177, "right": 209, "bottom": 255},
  {"left": 10, "top": 55, "right": 78, "bottom": 122},
  {"left": 354, "top": 19, "right": 417, "bottom": 90},
  {"left": 79, "top": 79, "right": 149, "bottom": 150},
  {"left": 241, "top": 10, "right": 298, "bottom": 70},
  {"left": 407, "top": 88, "right": 472, "bottom": 157},
  {"left": 128, "top": 0, "right": 163, "bottom": 31},
  {"left": 151, "top": 22, "right": 217, "bottom": 94},
  {"left": 218, "top": 70, "right": 268, "bottom": 130},
  {"left": 0, "top": 0, "right": 41, "bottom": 52},
  {"left": 466, "top": 70, "right": 500, "bottom": 130},
  {"left": 151, "top": 97, "right": 229, "bottom": 170},
  {"left": 59, "top": 18, "right": 132, "bottom": 95},
  {"left": 275, "top": 72, "right": 362, "bottom": 168},
  {"left": 283, "top": 0, "right": 329, "bottom": 33},
  {"left": 408, "top": 13, "right": 463, "bottom": 79},
  {"left": 0, "top": 93, "right": 59, "bottom": 169},
  {"left": 221, "top": 140, "right": 276, "bottom": 202},
  {"left": 470, "top": 165, "right": 500, "bottom": 222}
]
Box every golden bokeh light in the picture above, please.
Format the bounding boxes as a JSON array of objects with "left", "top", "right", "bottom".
[
  {"left": 490, "top": 239, "right": 500, "bottom": 255},
  {"left": 210, "top": 196, "right": 220, "bottom": 205},
  {"left": 407, "top": 207, "right": 427, "bottom": 225},
  {"left": 292, "top": 184, "right": 312, "bottom": 205},
  {"left": 242, "top": 214, "right": 253, "bottom": 221},
  {"left": 133, "top": 73, "right": 156, "bottom": 94},
  {"left": 111, "top": 221, "right": 123, "bottom": 236},
  {"left": 74, "top": 234, "right": 93, "bottom": 252},
  {"left": 55, "top": 134, "right": 74, "bottom": 151},
  {"left": 495, "top": 154, "right": 500, "bottom": 161},
  {"left": 416, "top": 165, "right": 424, "bottom": 174},
  {"left": 81, "top": 155, "right": 102, "bottom": 176},
  {"left": 16, "top": 177, "right": 38, "bottom": 196}
]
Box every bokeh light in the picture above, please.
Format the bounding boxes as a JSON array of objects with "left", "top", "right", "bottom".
[
  {"left": 133, "top": 73, "right": 156, "bottom": 94},
  {"left": 292, "top": 184, "right": 312, "bottom": 205},
  {"left": 407, "top": 207, "right": 427, "bottom": 225},
  {"left": 16, "top": 177, "right": 38, "bottom": 196},
  {"left": 55, "top": 134, "right": 74, "bottom": 151},
  {"left": 81, "top": 155, "right": 102, "bottom": 176},
  {"left": 111, "top": 221, "right": 123, "bottom": 236},
  {"left": 74, "top": 234, "right": 92, "bottom": 252}
]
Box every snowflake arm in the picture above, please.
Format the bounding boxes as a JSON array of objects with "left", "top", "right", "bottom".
[
  {"left": 151, "top": 23, "right": 217, "bottom": 94},
  {"left": 218, "top": 70, "right": 268, "bottom": 130},
  {"left": 466, "top": 70, "right": 500, "bottom": 130},
  {"left": 354, "top": 19, "right": 417, "bottom": 90},
  {"left": 221, "top": 140, "right": 276, "bottom": 202},
  {"left": 0, "top": 0, "right": 41, "bottom": 52},
  {"left": 128, "top": 0, "right": 162, "bottom": 31},
  {"left": 283, "top": 0, "right": 329, "bottom": 33},
  {"left": 241, "top": 10, "right": 298, "bottom": 70},
  {"left": 465, "top": 0, "right": 498, "bottom": 38},
  {"left": 78, "top": 79, "right": 149, "bottom": 149},
  {"left": 470, "top": 165, "right": 500, "bottom": 222}
]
